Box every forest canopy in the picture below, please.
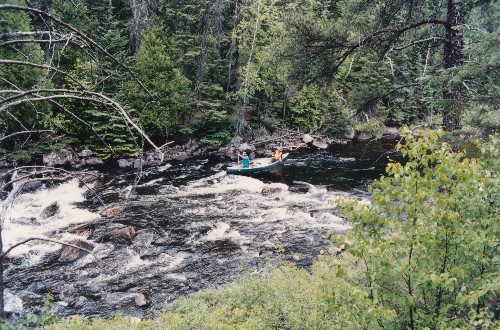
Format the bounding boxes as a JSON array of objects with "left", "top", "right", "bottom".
[{"left": 1, "top": 0, "right": 498, "bottom": 163}]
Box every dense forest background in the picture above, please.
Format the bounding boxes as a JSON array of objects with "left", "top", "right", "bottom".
[{"left": 1, "top": 0, "right": 498, "bottom": 162}]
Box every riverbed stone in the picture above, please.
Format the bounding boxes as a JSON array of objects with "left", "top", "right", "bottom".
[
  {"left": 103, "top": 226, "right": 136, "bottom": 244},
  {"left": 20, "top": 180, "right": 43, "bottom": 193},
  {"left": 174, "top": 152, "right": 189, "bottom": 161},
  {"left": 58, "top": 239, "right": 88, "bottom": 263},
  {"left": 72, "top": 296, "right": 88, "bottom": 309}
]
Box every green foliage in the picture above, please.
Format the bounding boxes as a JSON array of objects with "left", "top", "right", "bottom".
[
  {"left": 47, "top": 260, "right": 393, "bottom": 330},
  {"left": 192, "top": 109, "right": 231, "bottom": 147},
  {"left": 85, "top": 108, "right": 139, "bottom": 159},
  {"left": 338, "top": 129, "right": 500, "bottom": 328},
  {"left": 288, "top": 85, "right": 323, "bottom": 130},
  {"left": 2, "top": 295, "right": 58, "bottom": 329},
  {"left": 354, "top": 119, "right": 383, "bottom": 137},
  {"left": 126, "top": 25, "right": 190, "bottom": 141}
]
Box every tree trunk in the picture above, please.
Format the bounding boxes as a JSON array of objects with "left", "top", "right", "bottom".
[{"left": 442, "top": 0, "right": 464, "bottom": 131}]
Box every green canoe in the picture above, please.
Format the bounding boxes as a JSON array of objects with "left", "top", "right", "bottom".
[{"left": 226, "top": 153, "right": 289, "bottom": 175}]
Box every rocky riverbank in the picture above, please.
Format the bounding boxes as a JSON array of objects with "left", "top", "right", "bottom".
[{"left": 35, "top": 128, "right": 402, "bottom": 170}]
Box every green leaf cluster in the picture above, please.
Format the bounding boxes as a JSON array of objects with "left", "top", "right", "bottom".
[{"left": 339, "top": 129, "right": 500, "bottom": 328}]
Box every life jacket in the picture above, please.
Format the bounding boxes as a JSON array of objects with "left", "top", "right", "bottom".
[
  {"left": 241, "top": 155, "right": 250, "bottom": 168},
  {"left": 274, "top": 150, "right": 282, "bottom": 160}
]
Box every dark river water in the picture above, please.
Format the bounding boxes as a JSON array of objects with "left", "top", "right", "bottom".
[{"left": 3, "top": 138, "right": 400, "bottom": 320}]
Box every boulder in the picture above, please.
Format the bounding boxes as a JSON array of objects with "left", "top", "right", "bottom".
[
  {"left": 99, "top": 204, "right": 123, "bottom": 217},
  {"left": 302, "top": 134, "right": 314, "bottom": 144},
  {"left": 103, "top": 226, "right": 136, "bottom": 244},
  {"left": 354, "top": 132, "right": 375, "bottom": 141},
  {"left": 135, "top": 293, "right": 150, "bottom": 307},
  {"left": 174, "top": 152, "right": 189, "bottom": 161},
  {"left": 21, "top": 180, "right": 43, "bottom": 193},
  {"left": 288, "top": 184, "right": 309, "bottom": 194},
  {"left": 312, "top": 139, "right": 329, "bottom": 149},
  {"left": 117, "top": 159, "right": 133, "bottom": 168},
  {"left": 83, "top": 157, "right": 104, "bottom": 166},
  {"left": 238, "top": 143, "right": 255, "bottom": 152},
  {"left": 43, "top": 149, "right": 77, "bottom": 167},
  {"left": 381, "top": 126, "right": 400, "bottom": 137},
  {"left": 40, "top": 202, "right": 59, "bottom": 219},
  {"left": 261, "top": 187, "right": 282, "bottom": 196},
  {"left": 58, "top": 239, "right": 88, "bottom": 263},
  {"left": 79, "top": 149, "right": 93, "bottom": 157}
]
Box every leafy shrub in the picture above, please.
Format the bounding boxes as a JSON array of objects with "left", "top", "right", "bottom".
[{"left": 338, "top": 128, "right": 500, "bottom": 329}]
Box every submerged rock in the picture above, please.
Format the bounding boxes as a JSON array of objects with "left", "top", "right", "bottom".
[
  {"left": 288, "top": 184, "right": 309, "bottom": 193},
  {"left": 261, "top": 186, "right": 282, "bottom": 196},
  {"left": 58, "top": 239, "right": 89, "bottom": 263},
  {"left": 40, "top": 202, "right": 59, "bottom": 219}
]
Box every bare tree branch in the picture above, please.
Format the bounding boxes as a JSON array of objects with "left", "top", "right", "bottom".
[
  {"left": 0, "top": 4, "right": 154, "bottom": 98},
  {"left": 0, "top": 129, "right": 54, "bottom": 142},
  {"left": 0, "top": 60, "right": 86, "bottom": 89},
  {"left": 0, "top": 237, "right": 124, "bottom": 275},
  {"left": 0, "top": 89, "right": 163, "bottom": 159}
]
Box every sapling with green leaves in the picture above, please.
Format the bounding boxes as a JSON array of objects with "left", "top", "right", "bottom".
[{"left": 337, "top": 128, "right": 500, "bottom": 329}]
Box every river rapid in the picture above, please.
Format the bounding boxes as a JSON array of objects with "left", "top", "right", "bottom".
[{"left": 3, "top": 138, "right": 399, "bottom": 320}]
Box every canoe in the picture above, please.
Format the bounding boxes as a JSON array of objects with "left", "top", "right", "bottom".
[{"left": 226, "top": 153, "right": 289, "bottom": 175}]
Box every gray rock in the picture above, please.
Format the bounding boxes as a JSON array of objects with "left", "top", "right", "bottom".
[
  {"left": 135, "top": 293, "right": 150, "bottom": 307},
  {"left": 238, "top": 143, "right": 255, "bottom": 152},
  {"left": 79, "top": 149, "right": 93, "bottom": 157},
  {"left": 40, "top": 202, "right": 59, "bottom": 219},
  {"left": 117, "top": 159, "right": 133, "bottom": 168},
  {"left": 355, "top": 132, "right": 375, "bottom": 141},
  {"left": 84, "top": 157, "right": 104, "bottom": 166},
  {"left": 72, "top": 296, "right": 88, "bottom": 309},
  {"left": 302, "top": 134, "right": 314, "bottom": 144},
  {"left": 288, "top": 184, "right": 309, "bottom": 194},
  {"left": 21, "top": 180, "right": 43, "bottom": 193},
  {"left": 174, "top": 152, "right": 188, "bottom": 161},
  {"left": 262, "top": 187, "right": 282, "bottom": 196},
  {"left": 312, "top": 139, "right": 329, "bottom": 149},
  {"left": 381, "top": 126, "right": 400, "bottom": 136},
  {"left": 43, "top": 149, "right": 77, "bottom": 167},
  {"left": 133, "top": 159, "right": 142, "bottom": 169}
]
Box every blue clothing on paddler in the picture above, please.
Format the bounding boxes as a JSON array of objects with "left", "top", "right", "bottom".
[{"left": 241, "top": 152, "right": 250, "bottom": 168}]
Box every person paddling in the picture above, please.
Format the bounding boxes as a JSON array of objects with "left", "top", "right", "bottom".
[
  {"left": 272, "top": 148, "right": 283, "bottom": 162},
  {"left": 239, "top": 152, "right": 250, "bottom": 168}
]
